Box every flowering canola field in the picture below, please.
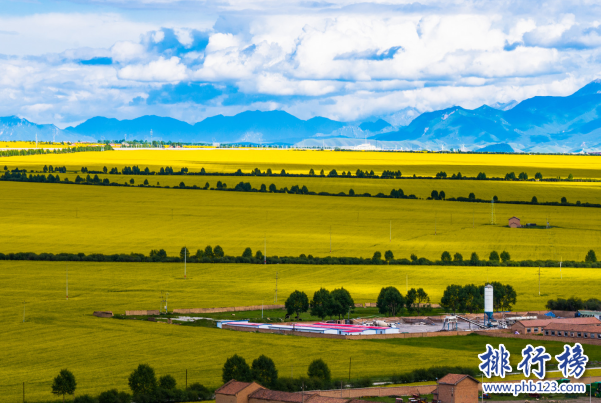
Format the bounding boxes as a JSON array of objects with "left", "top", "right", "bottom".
[
  {"left": 1, "top": 181, "right": 599, "bottom": 261},
  {"left": 2, "top": 260, "right": 601, "bottom": 402},
  {"left": 3, "top": 149, "right": 601, "bottom": 178}
]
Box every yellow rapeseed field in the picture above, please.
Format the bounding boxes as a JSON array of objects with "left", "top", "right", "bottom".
[
  {"left": 54, "top": 172, "right": 601, "bottom": 204},
  {"left": 1, "top": 181, "right": 599, "bottom": 261},
  {"left": 2, "top": 149, "right": 601, "bottom": 178},
  {"left": 2, "top": 260, "right": 601, "bottom": 402}
]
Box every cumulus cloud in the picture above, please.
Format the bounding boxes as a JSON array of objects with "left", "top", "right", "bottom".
[
  {"left": 3, "top": 0, "right": 601, "bottom": 125},
  {"left": 118, "top": 56, "right": 189, "bottom": 81}
]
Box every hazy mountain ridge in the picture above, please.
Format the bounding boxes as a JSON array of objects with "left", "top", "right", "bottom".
[{"left": 4, "top": 81, "right": 601, "bottom": 152}]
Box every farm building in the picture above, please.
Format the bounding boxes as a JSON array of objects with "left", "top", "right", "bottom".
[
  {"left": 579, "top": 310, "right": 601, "bottom": 320},
  {"left": 216, "top": 380, "right": 265, "bottom": 403},
  {"left": 544, "top": 323, "right": 601, "bottom": 339},
  {"left": 511, "top": 317, "right": 601, "bottom": 334},
  {"left": 508, "top": 217, "right": 521, "bottom": 228},
  {"left": 217, "top": 381, "right": 371, "bottom": 403},
  {"left": 220, "top": 321, "right": 401, "bottom": 335},
  {"left": 432, "top": 374, "right": 479, "bottom": 403}
]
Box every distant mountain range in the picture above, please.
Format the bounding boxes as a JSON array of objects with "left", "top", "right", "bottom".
[{"left": 3, "top": 81, "right": 601, "bottom": 153}]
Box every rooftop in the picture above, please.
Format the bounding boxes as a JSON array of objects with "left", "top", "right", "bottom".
[
  {"left": 250, "top": 388, "right": 308, "bottom": 403},
  {"left": 438, "top": 374, "right": 479, "bottom": 385},
  {"left": 216, "top": 380, "right": 261, "bottom": 396}
]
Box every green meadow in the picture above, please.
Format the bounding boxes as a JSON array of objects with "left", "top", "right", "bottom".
[{"left": 3, "top": 260, "right": 601, "bottom": 401}]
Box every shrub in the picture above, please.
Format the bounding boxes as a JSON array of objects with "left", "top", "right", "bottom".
[
  {"left": 222, "top": 354, "right": 252, "bottom": 383},
  {"left": 74, "top": 395, "right": 97, "bottom": 403},
  {"left": 307, "top": 359, "right": 331, "bottom": 382},
  {"left": 159, "top": 374, "right": 176, "bottom": 390}
]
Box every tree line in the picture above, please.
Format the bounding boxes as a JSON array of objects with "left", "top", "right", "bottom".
[
  {"left": 0, "top": 145, "right": 111, "bottom": 158},
  {"left": 440, "top": 282, "right": 517, "bottom": 314},
  {"left": 48, "top": 364, "right": 212, "bottom": 403},
  {"left": 5, "top": 166, "right": 599, "bottom": 211},
  {"left": 1, "top": 247, "right": 599, "bottom": 268},
  {"left": 546, "top": 297, "right": 601, "bottom": 311},
  {"left": 220, "top": 354, "right": 478, "bottom": 393}
]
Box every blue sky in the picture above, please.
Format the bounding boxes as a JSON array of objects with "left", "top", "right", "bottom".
[{"left": 1, "top": 0, "right": 601, "bottom": 127}]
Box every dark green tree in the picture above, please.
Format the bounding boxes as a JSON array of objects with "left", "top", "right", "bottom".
[
  {"left": 331, "top": 287, "right": 355, "bottom": 319},
  {"left": 410, "top": 253, "right": 418, "bottom": 262},
  {"left": 260, "top": 184, "right": 267, "bottom": 192},
  {"left": 431, "top": 190, "right": 439, "bottom": 199},
  {"left": 309, "top": 168, "right": 315, "bottom": 175},
  {"left": 222, "top": 354, "right": 252, "bottom": 383},
  {"left": 204, "top": 246, "right": 214, "bottom": 258},
  {"left": 531, "top": 196, "right": 538, "bottom": 203},
  {"left": 384, "top": 250, "right": 394, "bottom": 264},
  {"left": 441, "top": 251, "right": 451, "bottom": 262},
  {"left": 535, "top": 172, "right": 543, "bottom": 180},
  {"left": 493, "top": 195, "right": 498, "bottom": 202},
  {"left": 453, "top": 252, "right": 463, "bottom": 262},
  {"left": 307, "top": 359, "right": 331, "bottom": 382},
  {"left": 416, "top": 288, "right": 430, "bottom": 312},
  {"left": 499, "top": 284, "right": 517, "bottom": 311},
  {"left": 214, "top": 245, "right": 224, "bottom": 257},
  {"left": 459, "top": 284, "right": 483, "bottom": 313},
  {"left": 103, "top": 166, "right": 108, "bottom": 174},
  {"left": 439, "top": 190, "right": 446, "bottom": 199},
  {"left": 51, "top": 369, "right": 77, "bottom": 403},
  {"left": 252, "top": 355, "right": 278, "bottom": 387},
  {"left": 242, "top": 248, "right": 253, "bottom": 258},
  {"left": 349, "top": 188, "right": 355, "bottom": 196},
  {"left": 195, "top": 249, "right": 204, "bottom": 259},
  {"left": 285, "top": 290, "right": 309, "bottom": 317},
  {"left": 489, "top": 251, "right": 500, "bottom": 262},
  {"left": 440, "top": 284, "right": 462, "bottom": 313},
  {"left": 75, "top": 394, "right": 98, "bottom": 403},
  {"left": 470, "top": 252, "right": 480, "bottom": 265},
  {"left": 406, "top": 288, "right": 417, "bottom": 311},
  {"left": 468, "top": 192, "right": 475, "bottom": 200},
  {"left": 585, "top": 250, "right": 597, "bottom": 262},
  {"left": 500, "top": 251, "right": 510, "bottom": 262},
  {"left": 269, "top": 184, "right": 276, "bottom": 192},
  {"left": 255, "top": 250, "right": 264, "bottom": 261},
  {"left": 376, "top": 286, "right": 405, "bottom": 316},
  {"left": 130, "top": 178, "right": 135, "bottom": 184},
  {"left": 159, "top": 374, "right": 177, "bottom": 390},
  {"left": 372, "top": 251, "right": 382, "bottom": 262},
  {"left": 180, "top": 247, "right": 190, "bottom": 260},
  {"left": 97, "top": 389, "right": 121, "bottom": 403},
  {"left": 310, "top": 288, "right": 333, "bottom": 319},
  {"left": 128, "top": 364, "right": 157, "bottom": 395},
  {"left": 561, "top": 196, "right": 568, "bottom": 204}
]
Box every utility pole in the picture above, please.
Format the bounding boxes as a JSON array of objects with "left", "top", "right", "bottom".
[
  {"left": 274, "top": 272, "right": 278, "bottom": 303},
  {"left": 348, "top": 357, "right": 352, "bottom": 381},
  {"left": 264, "top": 236, "right": 267, "bottom": 265}
]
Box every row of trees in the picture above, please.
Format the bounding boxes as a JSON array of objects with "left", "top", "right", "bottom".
[
  {"left": 285, "top": 288, "right": 355, "bottom": 319},
  {"left": 440, "top": 282, "right": 517, "bottom": 313},
  {"left": 546, "top": 297, "right": 601, "bottom": 311},
  {"left": 376, "top": 287, "right": 430, "bottom": 316},
  {"left": 222, "top": 354, "right": 332, "bottom": 388},
  {"left": 0, "top": 144, "right": 109, "bottom": 158},
  {"left": 440, "top": 250, "right": 510, "bottom": 264},
  {"left": 50, "top": 364, "right": 211, "bottom": 403}
]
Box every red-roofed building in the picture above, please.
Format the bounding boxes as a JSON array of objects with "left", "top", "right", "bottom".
[
  {"left": 433, "top": 374, "right": 479, "bottom": 403},
  {"left": 511, "top": 317, "right": 601, "bottom": 334},
  {"left": 216, "top": 380, "right": 266, "bottom": 403}
]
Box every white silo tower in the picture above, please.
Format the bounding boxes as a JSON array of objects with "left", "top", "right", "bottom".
[{"left": 484, "top": 284, "right": 494, "bottom": 327}]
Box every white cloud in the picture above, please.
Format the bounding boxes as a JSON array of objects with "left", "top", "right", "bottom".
[
  {"left": 117, "top": 56, "right": 188, "bottom": 81},
  {"left": 3, "top": 0, "right": 601, "bottom": 125}
]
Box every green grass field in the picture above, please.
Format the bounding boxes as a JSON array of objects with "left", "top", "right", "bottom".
[
  {"left": 3, "top": 260, "right": 601, "bottom": 402},
  {"left": 1, "top": 181, "right": 600, "bottom": 261}
]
